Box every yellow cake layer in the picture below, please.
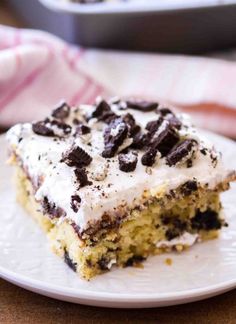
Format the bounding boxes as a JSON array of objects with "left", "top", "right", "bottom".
[{"left": 14, "top": 166, "right": 227, "bottom": 280}]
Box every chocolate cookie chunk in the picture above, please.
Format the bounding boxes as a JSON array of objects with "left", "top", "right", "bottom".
[
  {"left": 32, "top": 120, "right": 55, "bottom": 137},
  {"left": 52, "top": 102, "right": 70, "bottom": 119},
  {"left": 74, "top": 168, "right": 92, "bottom": 188},
  {"left": 75, "top": 124, "right": 91, "bottom": 135},
  {"left": 152, "top": 126, "right": 179, "bottom": 157},
  {"left": 61, "top": 146, "right": 92, "bottom": 168},
  {"left": 102, "top": 118, "right": 129, "bottom": 158},
  {"left": 166, "top": 139, "right": 197, "bottom": 166},
  {"left": 126, "top": 99, "right": 158, "bottom": 112},
  {"left": 141, "top": 148, "right": 158, "bottom": 166},
  {"left": 118, "top": 151, "right": 138, "bottom": 172}
]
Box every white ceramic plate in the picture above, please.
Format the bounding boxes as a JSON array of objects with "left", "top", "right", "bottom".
[{"left": 0, "top": 132, "right": 235, "bottom": 308}]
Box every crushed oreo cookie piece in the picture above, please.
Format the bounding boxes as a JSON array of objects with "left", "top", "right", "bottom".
[
  {"left": 165, "top": 229, "right": 180, "bottom": 241},
  {"left": 125, "top": 255, "right": 146, "bottom": 267},
  {"left": 131, "top": 132, "right": 148, "bottom": 149},
  {"left": 42, "top": 197, "right": 65, "bottom": 218},
  {"left": 92, "top": 100, "right": 111, "bottom": 118},
  {"left": 152, "top": 126, "right": 179, "bottom": 157},
  {"left": 158, "top": 107, "right": 182, "bottom": 129},
  {"left": 102, "top": 118, "right": 128, "bottom": 158},
  {"left": 98, "top": 257, "right": 110, "bottom": 271},
  {"left": 91, "top": 100, "right": 118, "bottom": 123},
  {"left": 118, "top": 151, "right": 138, "bottom": 172},
  {"left": 121, "top": 113, "right": 141, "bottom": 139},
  {"left": 51, "top": 101, "right": 70, "bottom": 119},
  {"left": 141, "top": 148, "right": 158, "bottom": 166},
  {"left": 200, "top": 148, "right": 208, "bottom": 155},
  {"left": 74, "top": 168, "right": 92, "bottom": 188},
  {"left": 180, "top": 180, "right": 198, "bottom": 196},
  {"left": 32, "top": 120, "right": 55, "bottom": 137},
  {"left": 50, "top": 119, "right": 72, "bottom": 136},
  {"left": 126, "top": 99, "right": 158, "bottom": 112},
  {"left": 158, "top": 107, "right": 173, "bottom": 116},
  {"left": 166, "top": 139, "right": 197, "bottom": 166},
  {"left": 191, "top": 209, "right": 222, "bottom": 231},
  {"left": 167, "top": 115, "right": 182, "bottom": 130},
  {"left": 145, "top": 117, "right": 164, "bottom": 134},
  {"left": 70, "top": 194, "right": 81, "bottom": 213},
  {"left": 61, "top": 146, "right": 92, "bottom": 168},
  {"left": 75, "top": 124, "right": 91, "bottom": 135},
  {"left": 64, "top": 250, "right": 77, "bottom": 272}
]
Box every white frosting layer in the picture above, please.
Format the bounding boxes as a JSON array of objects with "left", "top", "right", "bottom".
[
  {"left": 6, "top": 101, "right": 231, "bottom": 231},
  {"left": 156, "top": 232, "right": 199, "bottom": 248}
]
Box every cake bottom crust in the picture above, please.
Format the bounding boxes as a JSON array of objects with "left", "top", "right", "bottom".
[{"left": 15, "top": 166, "right": 227, "bottom": 280}]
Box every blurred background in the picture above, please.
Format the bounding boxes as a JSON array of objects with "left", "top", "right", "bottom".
[
  {"left": 0, "top": 0, "right": 236, "bottom": 138},
  {"left": 4, "top": 0, "right": 236, "bottom": 53}
]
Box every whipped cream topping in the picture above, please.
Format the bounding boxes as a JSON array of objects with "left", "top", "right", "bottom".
[{"left": 6, "top": 99, "right": 231, "bottom": 232}]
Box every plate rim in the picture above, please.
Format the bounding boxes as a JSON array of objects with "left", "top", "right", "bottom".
[
  {"left": 1, "top": 131, "right": 236, "bottom": 306},
  {"left": 1, "top": 265, "right": 236, "bottom": 303},
  {"left": 39, "top": 0, "right": 236, "bottom": 16}
]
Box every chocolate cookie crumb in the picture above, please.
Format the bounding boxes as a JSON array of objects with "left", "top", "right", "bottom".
[
  {"left": 74, "top": 168, "right": 92, "bottom": 188},
  {"left": 71, "top": 194, "right": 81, "bottom": 213},
  {"left": 118, "top": 151, "right": 138, "bottom": 172}
]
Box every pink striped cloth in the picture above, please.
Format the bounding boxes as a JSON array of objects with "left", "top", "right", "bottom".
[{"left": 1, "top": 25, "right": 236, "bottom": 138}]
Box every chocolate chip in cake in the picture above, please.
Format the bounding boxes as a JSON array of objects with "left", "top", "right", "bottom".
[
  {"left": 141, "top": 148, "right": 158, "bottom": 166},
  {"left": 118, "top": 151, "right": 138, "bottom": 172},
  {"left": 126, "top": 99, "right": 158, "bottom": 112},
  {"left": 152, "top": 125, "right": 179, "bottom": 157},
  {"left": 62, "top": 146, "right": 92, "bottom": 168},
  {"left": 102, "top": 118, "right": 129, "bottom": 158},
  {"left": 70, "top": 194, "right": 81, "bottom": 213},
  {"left": 32, "top": 121, "right": 55, "bottom": 137},
  {"left": 75, "top": 124, "right": 91, "bottom": 136},
  {"left": 166, "top": 139, "right": 197, "bottom": 166},
  {"left": 74, "top": 168, "right": 92, "bottom": 188},
  {"left": 51, "top": 101, "right": 70, "bottom": 119}
]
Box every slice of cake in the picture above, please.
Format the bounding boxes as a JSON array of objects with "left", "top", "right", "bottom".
[{"left": 6, "top": 98, "right": 235, "bottom": 279}]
